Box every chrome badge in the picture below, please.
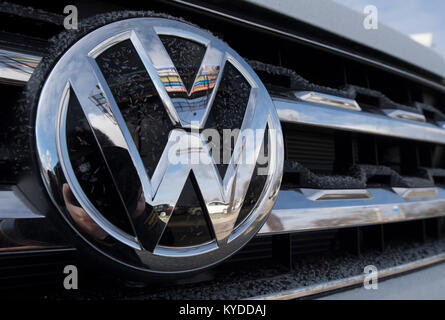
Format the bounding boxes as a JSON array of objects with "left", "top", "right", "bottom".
[{"left": 35, "top": 18, "right": 283, "bottom": 273}]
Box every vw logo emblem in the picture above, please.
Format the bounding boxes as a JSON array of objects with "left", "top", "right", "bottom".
[{"left": 35, "top": 17, "right": 283, "bottom": 274}]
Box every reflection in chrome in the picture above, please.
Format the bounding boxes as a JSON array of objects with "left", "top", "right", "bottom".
[
  {"left": 393, "top": 187, "right": 438, "bottom": 199},
  {"left": 0, "top": 218, "right": 67, "bottom": 252},
  {"left": 0, "top": 188, "right": 68, "bottom": 252},
  {"left": 0, "top": 187, "right": 42, "bottom": 219},
  {"left": 125, "top": 26, "right": 225, "bottom": 129},
  {"left": 157, "top": 66, "right": 218, "bottom": 95},
  {"left": 274, "top": 97, "right": 445, "bottom": 144},
  {"left": 301, "top": 188, "right": 371, "bottom": 201},
  {"left": 382, "top": 109, "right": 426, "bottom": 123},
  {"left": 260, "top": 187, "right": 445, "bottom": 235},
  {"left": 35, "top": 18, "right": 283, "bottom": 273},
  {"left": 0, "top": 49, "right": 40, "bottom": 84},
  {"left": 437, "top": 121, "right": 445, "bottom": 129},
  {"left": 295, "top": 91, "right": 361, "bottom": 111}
]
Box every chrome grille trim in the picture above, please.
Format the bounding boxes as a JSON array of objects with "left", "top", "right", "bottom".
[
  {"left": 0, "top": 187, "right": 43, "bottom": 219},
  {"left": 295, "top": 91, "right": 361, "bottom": 111},
  {"left": 301, "top": 188, "right": 371, "bottom": 201},
  {"left": 0, "top": 49, "right": 40, "bottom": 84},
  {"left": 393, "top": 187, "right": 439, "bottom": 199},
  {"left": 274, "top": 97, "right": 445, "bottom": 144},
  {"left": 260, "top": 187, "right": 445, "bottom": 235},
  {"left": 382, "top": 109, "right": 426, "bottom": 123}
]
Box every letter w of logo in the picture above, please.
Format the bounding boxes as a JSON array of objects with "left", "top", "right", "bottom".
[{"left": 57, "top": 23, "right": 276, "bottom": 252}]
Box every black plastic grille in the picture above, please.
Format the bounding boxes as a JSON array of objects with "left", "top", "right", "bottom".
[
  {"left": 0, "top": 249, "right": 77, "bottom": 290},
  {"left": 227, "top": 217, "right": 445, "bottom": 270},
  {"left": 282, "top": 123, "right": 445, "bottom": 190},
  {"left": 285, "top": 126, "right": 336, "bottom": 173}
]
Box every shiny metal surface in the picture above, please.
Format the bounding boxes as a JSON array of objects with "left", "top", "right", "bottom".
[
  {"left": 260, "top": 187, "right": 445, "bottom": 234},
  {"left": 0, "top": 49, "right": 40, "bottom": 84},
  {"left": 393, "top": 187, "right": 438, "bottom": 199},
  {"left": 0, "top": 188, "right": 69, "bottom": 252},
  {"left": 382, "top": 109, "right": 426, "bottom": 123},
  {"left": 35, "top": 18, "right": 283, "bottom": 273},
  {"left": 301, "top": 188, "right": 371, "bottom": 201},
  {"left": 274, "top": 97, "right": 445, "bottom": 144},
  {"left": 147, "top": 26, "right": 224, "bottom": 129},
  {"left": 0, "top": 218, "right": 67, "bottom": 252},
  {"left": 0, "top": 186, "right": 43, "bottom": 219},
  {"left": 295, "top": 91, "right": 361, "bottom": 111},
  {"left": 246, "top": 253, "right": 445, "bottom": 300}
]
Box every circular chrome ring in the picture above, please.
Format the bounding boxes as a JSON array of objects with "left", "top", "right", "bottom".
[{"left": 35, "top": 17, "right": 283, "bottom": 274}]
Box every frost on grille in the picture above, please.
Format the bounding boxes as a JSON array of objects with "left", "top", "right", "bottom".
[
  {"left": 159, "top": 35, "right": 206, "bottom": 93},
  {"left": 96, "top": 39, "right": 174, "bottom": 178},
  {"left": 158, "top": 173, "right": 213, "bottom": 247}
]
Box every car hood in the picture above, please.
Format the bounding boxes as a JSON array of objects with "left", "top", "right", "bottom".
[{"left": 246, "top": 0, "right": 445, "bottom": 80}]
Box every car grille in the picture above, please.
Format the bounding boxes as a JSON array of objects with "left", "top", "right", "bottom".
[{"left": 1, "top": 1, "right": 445, "bottom": 285}]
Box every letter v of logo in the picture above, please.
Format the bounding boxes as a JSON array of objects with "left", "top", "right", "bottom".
[{"left": 36, "top": 17, "right": 284, "bottom": 273}]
